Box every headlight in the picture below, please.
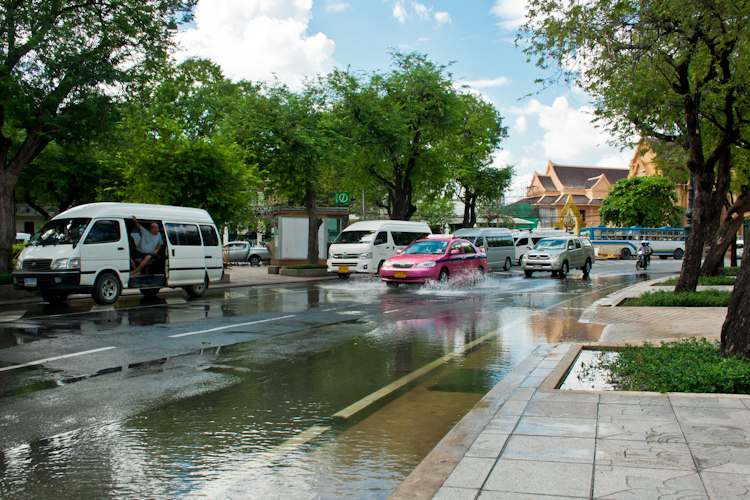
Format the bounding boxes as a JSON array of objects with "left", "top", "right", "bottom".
[
  {"left": 14, "top": 259, "right": 22, "bottom": 270},
  {"left": 416, "top": 261, "right": 436, "bottom": 268},
  {"left": 358, "top": 252, "right": 372, "bottom": 260},
  {"left": 382, "top": 261, "right": 393, "bottom": 269},
  {"left": 51, "top": 258, "right": 81, "bottom": 270}
]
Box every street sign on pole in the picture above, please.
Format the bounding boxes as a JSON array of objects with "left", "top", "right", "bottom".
[{"left": 335, "top": 192, "right": 350, "bottom": 205}]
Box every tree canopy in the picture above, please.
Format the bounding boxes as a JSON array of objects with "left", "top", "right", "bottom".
[{"left": 599, "top": 176, "right": 683, "bottom": 228}]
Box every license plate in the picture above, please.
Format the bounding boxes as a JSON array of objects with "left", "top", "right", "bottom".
[
  {"left": 394, "top": 271, "right": 407, "bottom": 279},
  {"left": 533, "top": 266, "right": 543, "bottom": 270},
  {"left": 338, "top": 266, "right": 349, "bottom": 273},
  {"left": 24, "top": 278, "right": 37, "bottom": 287}
]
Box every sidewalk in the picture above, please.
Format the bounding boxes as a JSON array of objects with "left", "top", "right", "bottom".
[
  {"left": 391, "top": 277, "right": 749, "bottom": 500},
  {"left": 0, "top": 265, "right": 336, "bottom": 307}
]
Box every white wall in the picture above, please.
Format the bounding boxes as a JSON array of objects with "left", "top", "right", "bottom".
[{"left": 278, "top": 217, "right": 328, "bottom": 260}]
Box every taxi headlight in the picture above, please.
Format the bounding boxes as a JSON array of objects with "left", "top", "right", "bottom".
[
  {"left": 416, "top": 261, "right": 436, "bottom": 268},
  {"left": 382, "top": 261, "right": 393, "bottom": 269},
  {"left": 359, "top": 252, "right": 372, "bottom": 260}
]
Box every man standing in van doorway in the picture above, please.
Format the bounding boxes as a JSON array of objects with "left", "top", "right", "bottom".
[{"left": 131, "top": 216, "right": 164, "bottom": 276}]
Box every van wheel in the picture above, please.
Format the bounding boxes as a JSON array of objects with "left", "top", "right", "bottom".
[
  {"left": 93, "top": 272, "right": 121, "bottom": 305},
  {"left": 559, "top": 261, "right": 569, "bottom": 278},
  {"left": 377, "top": 260, "right": 385, "bottom": 273},
  {"left": 140, "top": 288, "right": 160, "bottom": 298},
  {"left": 185, "top": 275, "right": 208, "bottom": 298},
  {"left": 581, "top": 259, "right": 591, "bottom": 277},
  {"left": 41, "top": 291, "right": 69, "bottom": 305},
  {"left": 524, "top": 270, "right": 533, "bottom": 278},
  {"left": 503, "top": 257, "right": 512, "bottom": 271},
  {"left": 439, "top": 268, "right": 450, "bottom": 282}
]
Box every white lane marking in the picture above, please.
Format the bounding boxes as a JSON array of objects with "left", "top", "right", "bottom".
[
  {"left": 0, "top": 311, "right": 26, "bottom": 322},
  {"left": 90, "top": 305, "right": 115, "bottom": 312},
  {"left": 0, "top": 347, "right": 117, "bottom": 372},
  {"left": 165, "top": 297, "right": 186, "bottom": 304},
  {"left": 168, "top": 314, "right": 298, "bottom": 338}
]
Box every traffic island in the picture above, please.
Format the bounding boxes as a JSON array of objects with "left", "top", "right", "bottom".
[{"left": 279, "top": 267, "right": 329, "bottom": 277}]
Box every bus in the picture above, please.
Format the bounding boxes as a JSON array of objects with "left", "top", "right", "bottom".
[{"left": 578, "top": 226, "right": 685, "bottom": 260}]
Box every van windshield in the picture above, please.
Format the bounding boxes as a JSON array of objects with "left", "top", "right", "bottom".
[
  {"left": 535, "top": 239, "right": 566, "bottom": 250},
  {"left": 30, "top": 218, "right": 91, "bottom": 246},
  {"left": 403, "top": 240, "right": 449, "bottom": 255},
  {"left": 332, "top": 230, "right": 375, "bottom": 244}
]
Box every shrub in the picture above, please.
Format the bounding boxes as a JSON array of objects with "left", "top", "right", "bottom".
[
  {"left": 0, "top": 272, "right": 11, "bottom": 285},
  {"left": 623, "top": 289, "right": 731, "bottom": 307},
  {"left": 596, "top": 338, "right": 750, "bottom": 393},
  {"left": 655, "top": 276, "right": 735, "bottom": 286},
  {"left": 725, "top": 266, "right": 739, "bottom": 276},
  {"left": 283, "top": 264, "right": 327, "bottom": 270},
  {"left": 12, "top": 244, "right": 25, "bottom": 259}
]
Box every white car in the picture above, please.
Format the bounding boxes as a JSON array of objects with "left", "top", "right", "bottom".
[{"left": 737, "top": 240, "right": 744, "bottom": 260}]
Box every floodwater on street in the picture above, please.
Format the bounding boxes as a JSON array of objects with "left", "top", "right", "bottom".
[{"left": 0, "top": 270, "right": 658, "bottom": 499}]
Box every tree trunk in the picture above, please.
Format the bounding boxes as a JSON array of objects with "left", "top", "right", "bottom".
[
  {"left": 390, "top": 175, "right": 416, "bottom": 220},
  {"left": 675, "top": 171, "right": 717, "bottom": 292},
  {"left": 0, "top": 176, "right": 15, "bottom": 273},
  {"left": 720, "top": 251, "right": 750, "bottom": 358},
  {"left": 701, "top": 187, "right": 750, "bottom": 276},
  {"left": 305, "top": 184, "right": 323, "bottom": 264}
]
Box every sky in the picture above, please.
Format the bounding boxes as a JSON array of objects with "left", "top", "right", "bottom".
[{"left": 175, "top": 0, "right": 634, "bottom": 200}]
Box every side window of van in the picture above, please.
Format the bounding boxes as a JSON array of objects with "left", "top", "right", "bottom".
[
  {"left": 374, "top": 232, "right": 388, "bottom": 245},
  {"left": 166, "top": 223, "right": 202, "bottom": 246},
  {"left": 392, "top": 231, "right": 425, "bottom": 246},
  {"left": 475, "top": 236, "right": 485, "bottom": 248},
  {"left": 84, "top": 220, "right": 121, "bottom": 244},
  {"left": 516, "top": 237, "right": 528, "bottom": 247},
  {"left": 200, "top": 225, "right": 220, "bottom": 247},
  {"left": 502, "top": 236, "right": 513, "bottom": 247}
]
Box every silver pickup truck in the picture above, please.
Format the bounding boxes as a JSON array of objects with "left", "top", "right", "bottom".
[
  {"left": 223, "top": 241, "right": 271, "bottom": 266},
  {"left": 521, "top": 235, "right": 594, "bottom": 278}
]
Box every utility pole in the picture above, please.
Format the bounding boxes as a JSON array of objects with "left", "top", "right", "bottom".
[{"left": 362, "top": 188, "right": 366, "bottom": 221}]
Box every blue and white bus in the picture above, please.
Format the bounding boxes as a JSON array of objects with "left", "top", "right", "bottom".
[{"left": 578, "top": 226, "right": 685, "bottom": 260}]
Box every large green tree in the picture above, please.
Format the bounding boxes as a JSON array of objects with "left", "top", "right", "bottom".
[
  {"left": 599, "top": 176, "right": 683, "bottom": 228},
  {"left": 0, "top": 0, "right": 195, "bottom": 272},
  {"left": 520, "top": 0, "right": 750, "bottom": 357},
  {"left": 327, "top": 52, "right": 460, "bottom": 220}
]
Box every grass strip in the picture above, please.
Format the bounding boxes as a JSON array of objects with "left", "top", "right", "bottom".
[
  {"left": 594, "top": 338, "right": 750, "bottom": 394},
  {"left": 655, "top": 275, "right": 736, "bottom": 286},
  {"left": 623, "top": 289, "right": 731, "bottom": 307}
]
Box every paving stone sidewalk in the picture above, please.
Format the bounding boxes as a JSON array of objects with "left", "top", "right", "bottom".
[{"left": 391, "top": 277, "right": 749, "bottom": 500}]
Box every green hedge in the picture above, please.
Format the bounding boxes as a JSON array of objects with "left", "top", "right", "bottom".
[
  {"left": 597, "top": 338, "right": 750, "bottom": 393},
  {"left": 283, "top": 264, "right": 327, "bottom": 270},
  {"left": 725, "top": 266, "right": 739, "bottom": 276},
  {"left": 655, "top": 275, "right": 736, "bottom": 286},
  {"left": 0, "top": 272, "right": 11, "bottom": 285},
  {"left": 624, "top": 289, "right": 732, "bottom": 307}
]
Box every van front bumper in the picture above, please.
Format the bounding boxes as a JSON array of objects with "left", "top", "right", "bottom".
[
  {"left": 326, "top": 260, "right": 375, "bottom": 274},
  {"left": 12, "top": 271, "right": 87, "bottom": 292}
]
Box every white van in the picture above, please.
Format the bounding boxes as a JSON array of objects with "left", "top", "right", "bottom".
[
  {"left": 512, "top": 228, "right": 569, "bottom": 264},
  {"left": 453, "top": 228, "right": 515, "bottom": 271},
  {"left": 12, "top": 203, "right": 223, "bottom": 305},
  {"left": 327, "top": 220, "right": 431, "bottom": 278}
]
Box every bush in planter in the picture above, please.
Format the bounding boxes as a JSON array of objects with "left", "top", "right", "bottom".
[{"left": 624, "top": 289, "right": 731, "bottom": 307}]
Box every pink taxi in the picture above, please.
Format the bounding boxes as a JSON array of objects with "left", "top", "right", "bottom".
[{"left": 379, "top": 235, "right": 487, "bottom": 287}]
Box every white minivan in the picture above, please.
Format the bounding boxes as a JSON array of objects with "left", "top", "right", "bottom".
[
  {"left": 327, "top": 220, "right": 431, "bottom": 278},
  {"left": 453, "top": 227, "right": 515, "bottom": 271},
  {"left": 512, "top": 228, "right": 569, "bottom": 264},
  {"left": 12, "top": 202, "right": 224, "bottom": 305}
]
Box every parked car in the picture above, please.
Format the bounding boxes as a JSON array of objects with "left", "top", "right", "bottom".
[
  {"left": 224, "top": 241, "right": 270, "bottom": 266},
  {"left": 379, "top": 235, "right": 487, "bottom": 288},
  {"left": 521, "top": 235, "right": 594, "bottom": 278},
  {"left": 737, "top": 239, "right": 744, "bottom": 260}
]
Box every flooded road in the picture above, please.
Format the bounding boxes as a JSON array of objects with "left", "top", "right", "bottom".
[{"left": 0, "top": 267, "right": 671, "bottom": 499}]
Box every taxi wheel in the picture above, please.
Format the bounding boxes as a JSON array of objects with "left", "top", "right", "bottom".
[
  {"left": 439, "top": 268, "right": 450, "bottom": 282},
  {"left": 386, "top": 281, "right": 399, "bottom": 288},
  {"left": 337, "top": 273, "right": 349, "bottom": 280}
]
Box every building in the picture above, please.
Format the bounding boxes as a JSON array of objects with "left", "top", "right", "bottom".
[{"left": 511, "top": 161, "right": 630, "bottom": 228}]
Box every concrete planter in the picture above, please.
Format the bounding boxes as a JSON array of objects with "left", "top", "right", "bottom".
[
  {"left": 279, "top": 268, "right": 329, "bottom": 277},
  {"left": 267, "top": 265, "right": 281, "bottom": 274}
]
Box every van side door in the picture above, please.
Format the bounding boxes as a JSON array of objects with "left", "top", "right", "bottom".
[
  {"left": 79, "top": 219, "right": 128, "bottom": 286},
  {"left": 371, "top": 230, "right": 391, "bottom": 271},
  {"left": 200, "top": 224, "right": 223, "bottom": 283},
  {"left": 164, "top": 223, "right": 205, "bottom": 285}
]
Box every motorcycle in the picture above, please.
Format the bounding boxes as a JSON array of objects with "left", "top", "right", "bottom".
[{"left": 635, "top": 252, "right": 649, "bottom": 270}]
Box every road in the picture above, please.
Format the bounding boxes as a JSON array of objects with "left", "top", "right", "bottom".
[{"left": 0, "top": 258, "right": 682, "bottom": 499}]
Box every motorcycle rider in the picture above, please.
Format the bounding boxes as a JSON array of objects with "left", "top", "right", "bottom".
[{"left": 637, "top": 241, "right": 652, "bottom": 267}]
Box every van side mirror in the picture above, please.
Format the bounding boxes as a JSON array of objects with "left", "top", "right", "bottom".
[{"left": 374, "top": 239, "right": 383, "bottom": 245}]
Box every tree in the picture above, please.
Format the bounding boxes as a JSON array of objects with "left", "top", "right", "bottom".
[
  {"left": 450, "top": 94, "right": 512, "bottom": 228},
  {"left": 328, "top": 52, "right": 460, "bottom": 220},
  {"left": 414, "top": 198, "right": 456, "bottom": 232},
  {"left": 519, "top": 0, "right": 750, "bottom": 293},
  {"left": 520, "top": 0, "right": 750, "bottom": 358},
  {"left": 599, "top": 176, "right": 683, "bottom": 228},
  {"left": 0, "top": 0, "right": 195, "bottom": 272}
]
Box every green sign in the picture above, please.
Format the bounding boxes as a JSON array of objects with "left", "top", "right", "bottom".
[{"left": 335, "top": 192, "right": 350, "bottom": 205}]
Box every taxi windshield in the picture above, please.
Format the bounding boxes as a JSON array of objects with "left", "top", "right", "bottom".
[
  {"left": 402, "top": 240, "right": 449, "bottom": 255},
  {"left": 30, "top": 218, "right": 91, "bottom": 246},
  {"left": 333, "top": 230, "right": 375, "bottom": 244},
  {"left": 535, "top": 239, "right": 566, "bottom": 250}
]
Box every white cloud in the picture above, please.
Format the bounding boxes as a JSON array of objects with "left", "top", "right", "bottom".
[
  {"left": 490, "top": 0, "right": 527, "bottom": 31},
  {"left": 325, "top": 0, "right": 349, "bottom": 13},
  {"left": 514, "top": 116, "right": 527, "bottom": 133},
  {"left": 464, "top": 77, "right": 510, "bottom": 89},
  {"left": 393, "top": 1, "right": 408, "bottom": 23},
  {"left": 413, "top": 2, "right": 431, "bottom": 21},
  {"left": 177, "top": 0, "right": 336, "bottom": 88},
  {"left": 434, "top": 11, "right": 451, "bottom": 26}
]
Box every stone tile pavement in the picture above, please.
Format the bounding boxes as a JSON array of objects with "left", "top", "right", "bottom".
[{"left": 391, "top": 276, "right": 750, "bottom": 500}]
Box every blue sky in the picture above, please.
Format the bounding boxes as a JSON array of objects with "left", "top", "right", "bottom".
[{"left": 176, "top": 0, "right": 634, "bottom": 199}]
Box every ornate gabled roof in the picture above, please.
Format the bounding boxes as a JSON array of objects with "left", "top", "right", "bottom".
[{"left": 550, "top": 164, "right": 629, "bottom": 189}]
